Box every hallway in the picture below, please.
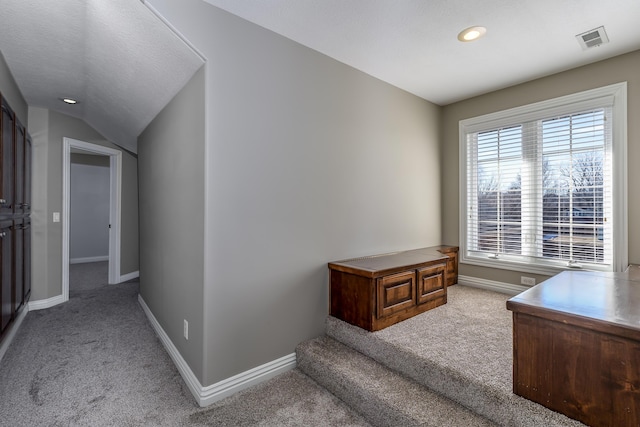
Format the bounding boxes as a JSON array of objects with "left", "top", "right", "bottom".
[{"left": 0, "top": 265, "right": 367, "bottom": 426}]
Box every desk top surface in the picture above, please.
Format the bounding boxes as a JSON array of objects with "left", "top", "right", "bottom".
[{"left": 507, "top": 270, "right": 640, "bottom": 333}]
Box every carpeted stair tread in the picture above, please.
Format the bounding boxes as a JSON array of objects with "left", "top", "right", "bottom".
[
  {"left": 297, "top": 335, "right": 496, "bottom": 427},
  {"left": 325, "top": 285, "right": 585, "bottom": 427}
]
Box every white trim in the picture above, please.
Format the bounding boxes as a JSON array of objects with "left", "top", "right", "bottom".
[
  {"left": 28, "top": 294, "right": 66, "bottom": 311},
  {"left": 459, "top": 82, "right": 628, "bottom": 274},
  {"left": 458, "top": 275, "right": 529, "bottom": 296},
  {"left": 611, "top": 83, "right": 628, "bottom": 272},
  {"left": 461, "top": 258, "right": 566, "bottom": 278},
  {"left": 0, "top": 305, "right": 28, "bottom": 363},
  {"left": 199, "top": 352, "right": 297, "bottom": 407},
  {"left": 137, "top": 294, "right": 296, "bottom": 407},
  {"left": 69, "top": 256, "right": 109, "bottom": 264},
  {"left": 119, "top": 270, "right": 139, "bottom": 282},
  {"left": 63, "top": 138, "right": 123, "bottom": 308},
  {"left": 141, "top": 1, "right": 207, "bottom": 63}
]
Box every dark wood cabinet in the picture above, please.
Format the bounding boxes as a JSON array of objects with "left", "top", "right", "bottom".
[
  {"left": 24, "top": 133, "right": 31, "bottom": 214},
  {"left": 13, "top": 219, "right": 24, "bottom": 313},
  {"left": 23, "top": 217, "right": 31, "bottom": 302},
  {"left": 1, "top": 98, "right": 14, "bottom": 215},
  {"left": 14, "top": 118, "right": 25, "bottom": 216},
  {"left": 0, "top": 94, "right": 32, "bottom": 340},
  {"left": 329, "top": 246, "right": 458, "bottom": 331},
  {"left": 1, "top": 220, "right": 12, "bottom": 334},
  {"left": 507, "top": 271, "right": 640, "bottom": 427}
]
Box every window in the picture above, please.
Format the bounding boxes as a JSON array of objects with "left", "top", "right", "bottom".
[{"left": 460, "top": 83, "right": 627, "bottom": 274}]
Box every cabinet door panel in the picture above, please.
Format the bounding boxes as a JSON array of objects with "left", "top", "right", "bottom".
[
  {"left": 377, "top": 270, "right": 415, "bottom": 319},
  {"left": 0, "top": 100, "right": 14, "bottom": 215},
  {"left": 417, "top": 264, "right": 446, "bottom": 304},
  {"left": 14, "top": 119, "right": 25, "bottom": 215},
  {"left": 0, "top": 221, "right": 12, "bottom": 334},
  {"left": 24, "top": 134, "right": 32, "bottom": 214},
  {"left": 13, "top": 220, "right": 23, "bottom": 312},
  {"left": 23, "top": 218, "right": 30, "bottom": 302}
]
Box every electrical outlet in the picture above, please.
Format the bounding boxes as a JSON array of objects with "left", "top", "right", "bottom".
[
  {"left": 520, "top": 276, "right": 536, "bottom": 286},
  {"left": 183, "top": 319, "right": 188, "bottom": 340},
  {"left": 53, "top": 212, "right": 60, "bottom": 223}
]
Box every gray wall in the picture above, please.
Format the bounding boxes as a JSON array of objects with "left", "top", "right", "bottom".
[
  {"left": 441, "top": 49, "right": 640, "bottom": 286},
  {"left": 0, "top": 51, "right": 27, "bottom": 125},
  {"left": 138, "top": 66, "right": 205, "bottom": 381},
  {"left": 70, "top": 154, "right": 110, "bottom": 261},
  {"left": 146, "top": 0, "right": 442, "bottom": 387},
  {"left": 29, "top": 108, "right": 139, "bottom": 300}
]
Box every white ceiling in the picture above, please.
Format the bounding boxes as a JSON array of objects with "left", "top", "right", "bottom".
[
  {"left": 0, "top": 0, "right": 204, "bottom": 153},
  {"left": 0, "top": 1, "right": 638, "bottom": 153},
  {"left": 205, "top": 0, "right": 640, "bottom": 105}
]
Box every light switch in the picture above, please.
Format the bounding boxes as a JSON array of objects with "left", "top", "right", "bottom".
[{"left": 53, "top": 212, "right": 60, "bottom": 222}]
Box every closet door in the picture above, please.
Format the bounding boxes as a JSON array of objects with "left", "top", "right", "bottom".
[
  {"left": 0, "top": 98, "right": 14, "bottom": 216},
  {"left": 0, "top": 220, "right": 12, "bottom": 335}
]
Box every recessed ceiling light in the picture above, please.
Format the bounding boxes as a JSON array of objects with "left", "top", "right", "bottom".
[
  {"left": 61, "top": 97, "right": 78, "bottom": 105},
  {"left": 458, "top": 26, "right": 487, "bottom": 42}
]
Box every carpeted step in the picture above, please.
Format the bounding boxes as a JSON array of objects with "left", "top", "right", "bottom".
[
  {"left": 297, "top": 335, "right": 496, "bottom": 427},
  {"left": 325, "top": 287, "right": 585, "bottom": 427}
]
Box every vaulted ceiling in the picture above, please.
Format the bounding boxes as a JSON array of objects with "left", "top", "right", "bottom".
[
  {"left": 0, "top": 0, "right": 204, "bottom": 153},
  {"left": 205, "top": 0, "right": 640, "bottom": 105},
  {"left": 1, "top": 0, "right": 639, "bottom": 154}
]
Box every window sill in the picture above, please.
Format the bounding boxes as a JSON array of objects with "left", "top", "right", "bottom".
[{"left": 460, "top": 254, "right": 612, "bottom": 277}]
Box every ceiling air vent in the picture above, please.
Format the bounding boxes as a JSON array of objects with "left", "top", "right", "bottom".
[{"left": 576, "top": 26, "right": 609, "bottom": 50}]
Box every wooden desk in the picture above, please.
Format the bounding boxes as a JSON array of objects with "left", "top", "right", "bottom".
[
  {"left": 329, "top": 246, "right": 457, "bottom": 331},
  {"left": 507, "top": 271, "right": 640, "bottom": 427}
]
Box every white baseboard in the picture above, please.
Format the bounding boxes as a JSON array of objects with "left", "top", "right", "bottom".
[
  {"left": 458, "top": 275, "right": 528, "bottom": 296},
  {"left": 70, "top": 256, "right": 109, "bottom": 264},
  {"left": 28, "top": 294, "right": 67, "bottom": 311},
  {"left": 119, "top": 270, "right": 139, "bottom": 283},
  {"left": 137, "top": 294, "right": 296, "bottom": 407},
  {"left": 0, "top": 304, "right": 29, "bottom": 364}
]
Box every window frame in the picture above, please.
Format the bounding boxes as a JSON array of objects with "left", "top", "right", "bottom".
[{"left": 459, "top": 82, "right": 628, "bottom": 275}]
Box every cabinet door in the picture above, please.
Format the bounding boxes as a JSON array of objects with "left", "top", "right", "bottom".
[
  {"left": 23, "top": 218, "right": 30, "bottom": 302},
  {"left": 417, "top": 264, "right": 446, "bottom": 305},
  {"left": 0, "top": 99, "right": 14, "bottom": 216},
  {"left": 24, "top": 133, "right": 32, "bottom": 214},
  {"left": 13, "top": 219, "right": 23, "bottom": 312},
  {"left": 13, "top": 118, "right": 25, "bottom": 215},
  {"left": 0, "top": 220, "right": 12, "bottom": 334},
  {"left": 376, "top": 270, "right": 416, "bottom": 319}
]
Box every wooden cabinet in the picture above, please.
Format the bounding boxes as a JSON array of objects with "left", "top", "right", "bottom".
[
  {"left": 22, "top": 217, "right": 31, "bottom": 303},
  {"left": 1, "top": 220, "right": 12, "bottom": 334},
  {"left": 23, "top": 133, "right": 31, "bottom": 214},
  {"left": 1, "top": 98, "right": 14, "bottom": 215},
  {"left": 329, "top": 246, "right": 458, "bottom": 331},
  {"left": 0, "top": 94, "right": 32, "bottom": 340},
  {"left": 507, "top": 271, "right": 640, "bottom": 427},
  {"left": 13, "top": 219, "right": 24, "bottom": 313},
  {"left": 14, "top": 117, "right": 25, "bottom": 216}
]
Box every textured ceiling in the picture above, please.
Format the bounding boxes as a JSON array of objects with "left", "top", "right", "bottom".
[
  {"left": 1, "top": 1, "right": 639, "bottom": 154},
  {"left": 0, "top": 0, "right": 204, "bottom": 153},
  {"left": 204, "top": 0, "right": 640, "bottom": 105}
]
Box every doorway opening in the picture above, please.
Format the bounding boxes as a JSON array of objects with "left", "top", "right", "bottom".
[{"left": 62, "top": 138, "right": 122, "bottom": 302}]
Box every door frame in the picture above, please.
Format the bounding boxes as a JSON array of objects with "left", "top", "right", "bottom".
[{"left": 62, "top": 138, "right": 122, "bottom": 301}]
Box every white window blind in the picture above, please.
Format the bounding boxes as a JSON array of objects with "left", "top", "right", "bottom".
[
  {"left": 460, "top": 83, "right": 627, "bottom": 274},
  {"left": 467, "top": 108, "right": 612, "bottom": 268}
]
